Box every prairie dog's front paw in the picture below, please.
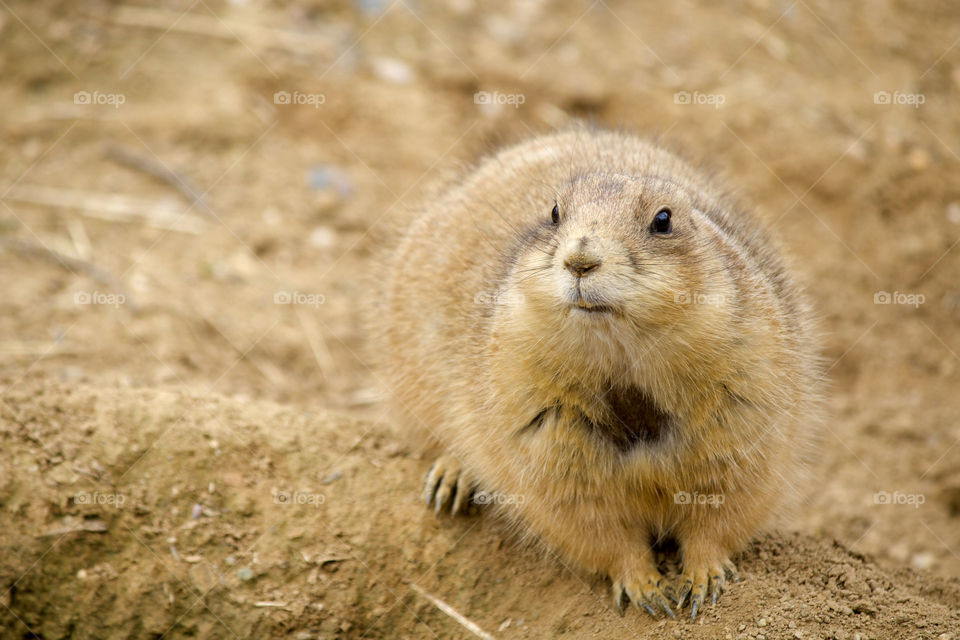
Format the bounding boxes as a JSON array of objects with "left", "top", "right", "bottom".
[
  {"left": 423, "top": 455, "right": 475, "bottom": 516},
  {"left": 613, "top": 561, "right": 675, "bottom": 618},
  {"left": 676, "top": 557, "right": 739, "bottom": 619}
]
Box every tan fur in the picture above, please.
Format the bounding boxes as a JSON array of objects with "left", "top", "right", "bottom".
[{"left": 379, "top": 127, "right": 823, "bottom": 617}]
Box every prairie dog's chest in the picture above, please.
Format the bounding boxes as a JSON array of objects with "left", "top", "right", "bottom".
[{"left": 512, "top": 389, "right": 678, "bottom": 483}]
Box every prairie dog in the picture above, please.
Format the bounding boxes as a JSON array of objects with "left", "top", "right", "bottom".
[{"left": 381, "top": 128, "right": 822, "bottom": 619}]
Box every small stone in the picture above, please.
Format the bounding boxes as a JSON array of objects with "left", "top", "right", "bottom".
[
  {"left": 758, "top": 618, "right": 767, "bottom": 627},
  {"left": 911, "top": 552, "right": 935, "bottom": 570},
  {"left": 309, "top": 227, "right": 338, "bottom": 250},
  {"left": 788, "top": 621, "right": 796, "bottom": 629},
  {"left": 906, "top": 148, "right": 931, "bottom": 171},
  {"left": 370, "top": 57, "right": 414, "bottom": 84},
  {"left": 77, "top": 569, "right": 88, "bottom": 580},
  {"left": 237, "top": 567, "right": 254, "bottom": 581},
  {"left": 738, "top": 624, "right": 747, "bottom": 631},
  {"left": 308, "top": 166, "right": 353, "bottom": 198},
  {"left": 946, "top": 202, "right": 960, "bottom": 224},
  {"left": 319, "top": 470, "right": 343, "bottom": 484}
]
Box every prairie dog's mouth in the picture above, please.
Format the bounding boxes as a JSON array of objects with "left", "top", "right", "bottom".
[
  {"left": 569, "top": 289, "right": 615, "bottom": 314},
  {"left": 571, "top": 303, "right": 613, "bottom": 314}
]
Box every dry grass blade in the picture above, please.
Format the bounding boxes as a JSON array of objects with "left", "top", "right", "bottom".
[
  {"left": 103, "top": 143, "right": 204, "bottom": 206},
  {"left": 409, "top": 582, "right": 496, "bottom": 640},
  {"left": 3, "top": 184, "right": 204, "bottom": 234}
]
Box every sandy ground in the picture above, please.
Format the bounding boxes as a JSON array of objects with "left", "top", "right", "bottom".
[{"left": 1, "top": 0, "right": 960, "bottom": 638}]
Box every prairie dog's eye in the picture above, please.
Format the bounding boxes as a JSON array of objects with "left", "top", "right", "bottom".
[
  {"left": 551, "top": 203, "right": 560, "bottom": 224},
  {"left": 650, "top": 208, "right": 672, "bottom": 234}
]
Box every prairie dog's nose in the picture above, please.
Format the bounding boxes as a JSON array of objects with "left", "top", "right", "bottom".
[{"left": 564, "top": 251, "right": 602, "bottom": 277}]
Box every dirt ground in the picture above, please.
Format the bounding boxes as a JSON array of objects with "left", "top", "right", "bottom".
[{"left": 1, "top": 0, "right": 960, "bottom": 638}]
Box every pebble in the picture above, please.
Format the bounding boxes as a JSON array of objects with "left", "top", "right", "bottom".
[
  {"left": 319, "top": 470, "right": 343, "bottom": 484},
  {"left": 946, "top": 202, "right": 960, "bottom": 224},
  {"left": 758, "top": 618, "right": 767, "bottom": 627},
  {"left": 309, "top": 227, "right": 338, "bottom": 250},
  {"left": 355, "top": 0, "right": 389, "bottom": 13},
  {"left": 911, "top": 552, "right": 935, "bottom": 570},
  {"left": 371, "top": 57, "right": 415, "bottom": 85},
  {"left": 906, "top": 148, "right": 931, "bottom": 171},
  {"left": 237, "top": 567, "right": 254, "bottom": 581},
  {"left": 308, "top": 166, "right": 354, "bottom": 198}
]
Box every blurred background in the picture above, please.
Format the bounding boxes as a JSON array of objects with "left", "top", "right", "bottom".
[{"left": 2, "top": 0, "right": 960, "bottom": 637}]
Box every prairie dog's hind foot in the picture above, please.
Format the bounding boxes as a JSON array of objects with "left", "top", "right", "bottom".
[{"left": 423, "top": 455, "right": 476, "bottom": 516}]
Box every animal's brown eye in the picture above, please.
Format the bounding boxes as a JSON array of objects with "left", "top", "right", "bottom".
[
  {"left": 650, "top": 208, "right": 672, "bottom": 234},
  {"left": 551, "top": 203, "right": 560, "bottom": 224}
]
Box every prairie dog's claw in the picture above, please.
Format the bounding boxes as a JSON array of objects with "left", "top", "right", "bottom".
[
  {"left": 423, "top": 455, "right": 474, "bottom": 516},
  {"left": 676, "top": 579, "right": 692, "bottom": 609},
  {"left": 613, "top": 583, "right": 628, "bottom": 616},
  {"left": 677, "top": 558, "right": 735, "bottom": 619},
  {"left": 614, "top": 568, "right": 673, "bottom": 618},
  {"left": 662, "top": 583, "right": 678, "bottom": 605}
]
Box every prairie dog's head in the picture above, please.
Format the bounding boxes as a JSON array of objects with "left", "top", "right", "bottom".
[{"left": 499, "top": 172, "right": 733, "bottom": 378}]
